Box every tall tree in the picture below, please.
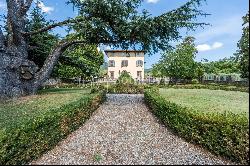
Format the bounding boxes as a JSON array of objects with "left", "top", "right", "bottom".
[
  {"left": 0, "top": 0, "right": 208, "bottom": 99},
  {"left": 53, "top": 44, "right": 104, "bottom": 79},
  {"left": 26, "top": 6, "right": 59, "bottom": 69},
  {"left": 155, "top": 36, "right": 198, "bottom": 83},
  {"left": 235, "top": 12, "right": 249, "bottom": 79}
]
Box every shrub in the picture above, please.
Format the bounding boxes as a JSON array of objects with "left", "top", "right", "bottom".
[
  {"left": 116, "top": 71, "right": 135, "bottom": 85},
  {"left": 144, "top": 88, "right": 249, "bottom": 164},
  {"left": 191, "top": 79, "right": 199, "bottom": 84},
  {"left": 0, "top": 91, "right": 106, "bottom": 165},
  {"left": 160, "top": 79, "right": 165, "bottom": 85},
  {"left": 104, "top": 84, "right": 144, "bottom": 94},
  {"left": 163, "top": 84, "right": 249, "bottom": 93}
]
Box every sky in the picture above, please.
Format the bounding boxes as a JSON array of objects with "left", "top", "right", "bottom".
[{"left": 0, "top": 0, "right": 249, "bottom": 69}]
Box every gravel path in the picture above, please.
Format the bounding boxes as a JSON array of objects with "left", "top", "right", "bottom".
[{"left": 31, "top": 94, "right": 234, "bottom": 165}]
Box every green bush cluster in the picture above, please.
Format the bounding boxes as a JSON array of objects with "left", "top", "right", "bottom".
[
  {"left": 107, "top": 84, "right": 144, "bottom": 94},
  {"left": 41, "top": 83, "right": 93, "bottom": 90},
  {"left": 160, "top": 83, "right": 249, "bottom": 93},
  {"left": 144, "top": 88, "right": 249, "bottom": 164},
  {"left": 91, "top": 84, "right": 144, "bottom": 94},
  {"left": 0, "top": 91, "right": 106, "bottom": 165},
  {"left": 116, "top": 71, "right": 135, "bottom": 85},
  {"left": 91, "top": 72, "right": 145, "bottom": 94}
]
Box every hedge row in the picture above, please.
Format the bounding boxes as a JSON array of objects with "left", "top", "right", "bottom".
[
  {"left": 91, "top": 84, "right": 144, "bottom": 94},
  {"left": 144, "top": 88, "right": 249, "bottom": 164},
  {"left": 0, "top": 91, "right": 106, "bottom": 165},
  {"left": 160, "top": 84, "right": 249, "bottom": 92}
]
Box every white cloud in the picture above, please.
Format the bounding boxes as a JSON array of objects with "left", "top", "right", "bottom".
[
  {"left": 37, "top": 1, "right": 54, "bottom": 14},
  {"left": 146, "top": 0, "right": 160, "bottom": 4},
  {"left": 196, "top": 42, "right": 223, "bottom": 52},
  {"left": 196, "top": 44, "right": 211, "bottom": 52},
  {"left": 194, "top": 15, "right": 243, "bottom": 43},
  {"left": 212, "top": 42, "right": 223, "bottom": 49}
]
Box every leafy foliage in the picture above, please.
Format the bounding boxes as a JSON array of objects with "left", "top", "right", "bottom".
[
  {"left": 144, "top": 88, "right": 249, "bottom": 164},
  {"left": 26, "top": 6, "right": 59, "bottom": 68},
  {"left": 202, "top": 57, "right": 240, "bottom": 74},
  {"left": 26, "top": 7, "right": 104, "bottom": 79},
  {"left": 153, "top": 36, "right": 199, "bottom": 82},
  {"left": 53, "top": 44, "right": 104, "bottom": 79},
  {"left": 160, "top": 83, "right": 249, "bottom": 93},
  {"left": 235, "top": 12, "right": 249, "bottom": 78},
  {"left": 68, "top": 0, "right": 209, "bottom": 54},
  {"left": 116, "top": 71, "right": 135, "bottom": 85}
]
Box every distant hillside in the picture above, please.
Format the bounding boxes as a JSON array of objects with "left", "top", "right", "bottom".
[
  {"left": 145, "top": 68, "right": 152, "bottom": 73},
  {"left": 100, "top": 62, "right": 108, "bottom": 70}
]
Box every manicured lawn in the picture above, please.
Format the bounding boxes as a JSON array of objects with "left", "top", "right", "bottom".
[
  {"left": 0, "top": 88, "right": 90, "bottom": 129},
  {"left": 159, "top": 88, "right": 249, "bottom": 116}
]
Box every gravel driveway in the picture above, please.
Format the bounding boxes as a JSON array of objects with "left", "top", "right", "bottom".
[{"left": 31, "top": 94, "right": 234, "bottom": 165}]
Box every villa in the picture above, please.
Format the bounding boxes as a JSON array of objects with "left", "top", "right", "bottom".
[{"left": 105, "top": 50, "right": 145, "bottom": 81}]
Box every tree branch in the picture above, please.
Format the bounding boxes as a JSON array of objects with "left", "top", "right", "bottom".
[
  {"left": 33, "top": 40, "right": 85, "bottom": 88},
  {"left": 0, "top": 27, "right": 5, "bottom": 49},
  {"left": 20, "top": 0, "right": 33, "bottom": 16},
  {"left": 23, "top": 17, "right": 84, "bottom": 36}
]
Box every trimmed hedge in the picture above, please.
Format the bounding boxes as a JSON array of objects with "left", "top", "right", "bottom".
[
  {"left": 0, "top": 91, "right": 106, "bottom": 165},
  {"left": 91, "top": 84, "right": 144, "bottom": 94},
  {"left": 144, "top": 88, "right": 249, "bottom": 164},
  {"left": 160, "top": 84, "right": 249, "bottom": 93}
]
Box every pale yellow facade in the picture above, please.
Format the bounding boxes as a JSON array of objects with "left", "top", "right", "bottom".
[{"left": 105, "top": 50, "right": 145, "bottom": 81}]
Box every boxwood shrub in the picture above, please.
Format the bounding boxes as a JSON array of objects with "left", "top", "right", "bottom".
[
  {"left": 0, "top": 91, "right": 106, "bottom": 165},
  {"left": 91, "top": 84, "right": 144, "bottom": 94},
  {"left": 144, "top": 88, "right": 249, "bottom": 164},
  {"left": 160, "top": 84, "right": 249, "bottom": 93}
]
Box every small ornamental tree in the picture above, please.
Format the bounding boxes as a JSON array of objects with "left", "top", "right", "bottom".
[
  {"left": 0, "top": 0, "right": 208, "bottom": 99},
  {"left": 116, "top": 71, "right": 135, "bottom": 85}
]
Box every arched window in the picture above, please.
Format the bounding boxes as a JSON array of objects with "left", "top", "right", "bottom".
[
  {"left": 109, "top": 60, "right": 115, "bottom": 67},
  {"left": 136, "top": 60, "right": 143, "bottom": 67}
]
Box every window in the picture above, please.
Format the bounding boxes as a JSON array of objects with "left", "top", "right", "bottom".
[
  {"left": 108, "top": 60, "right": 115, "bottom": 67},
  {"left": 121, "top": 60, "right": 128, "bottom": 67},
  {"left": 136, "top": 60, "right": 143, "bottom": 67},
  {"left": 110, "top": 71, "right": 114, "bottom": 79},
  {"left": 137, "top": 71, "right": 142, "bottom": 78}
]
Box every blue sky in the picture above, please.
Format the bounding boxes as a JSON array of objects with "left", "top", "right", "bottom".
[{"left": 0, "top": 0, "right": 249, "bottom": 69}]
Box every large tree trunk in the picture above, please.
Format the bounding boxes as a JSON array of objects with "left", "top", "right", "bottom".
[
  {"left": 0, "top": 1, "right": 83, "bottom": 100},
  {"left": 0, "top": 0, "right": 37, "bottom": 99},
  {"left": 0, "top": 50, "right": 38, "bottom": 99}
]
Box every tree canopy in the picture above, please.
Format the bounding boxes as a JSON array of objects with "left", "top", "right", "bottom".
[
  {"left": 0, "top": 0, "right": 209, "bottom": 99},
  {"left": 153, "top": 36, "right": 199, "bottom": 83},
  {"left": 202, "top": 57, "right": 240, "bottom": 74},
  {"left": 234, "top": 11, "right": 249, "bottom": 79},
  {"left": 26, "top": 6, "right": 104, "bottom": 80}
]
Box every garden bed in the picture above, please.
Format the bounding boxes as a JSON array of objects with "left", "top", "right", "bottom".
[
  {"left": 0, "top": 88, "right": 105, "bottom": 165},
  {"left": 144, "top": 88, "right": 249, "bottom": 164},
  {"left": 160, "top": 83, "right": 249, "bottom": 92}
]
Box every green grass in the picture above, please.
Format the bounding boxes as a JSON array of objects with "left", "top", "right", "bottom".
[
  {"left": 159, "top": 88, "right": 249, "bottom": 116},
  {"left": 0, "top": 88, "right": 90, "bottom": 129}
]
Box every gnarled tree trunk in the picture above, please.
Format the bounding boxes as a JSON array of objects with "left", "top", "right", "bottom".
[
  {"left": 0, "top": 1, "right": 81, "bottom": 100},
  {"left": 0, "top": 0, "right": 37, "bottom": 99}
]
